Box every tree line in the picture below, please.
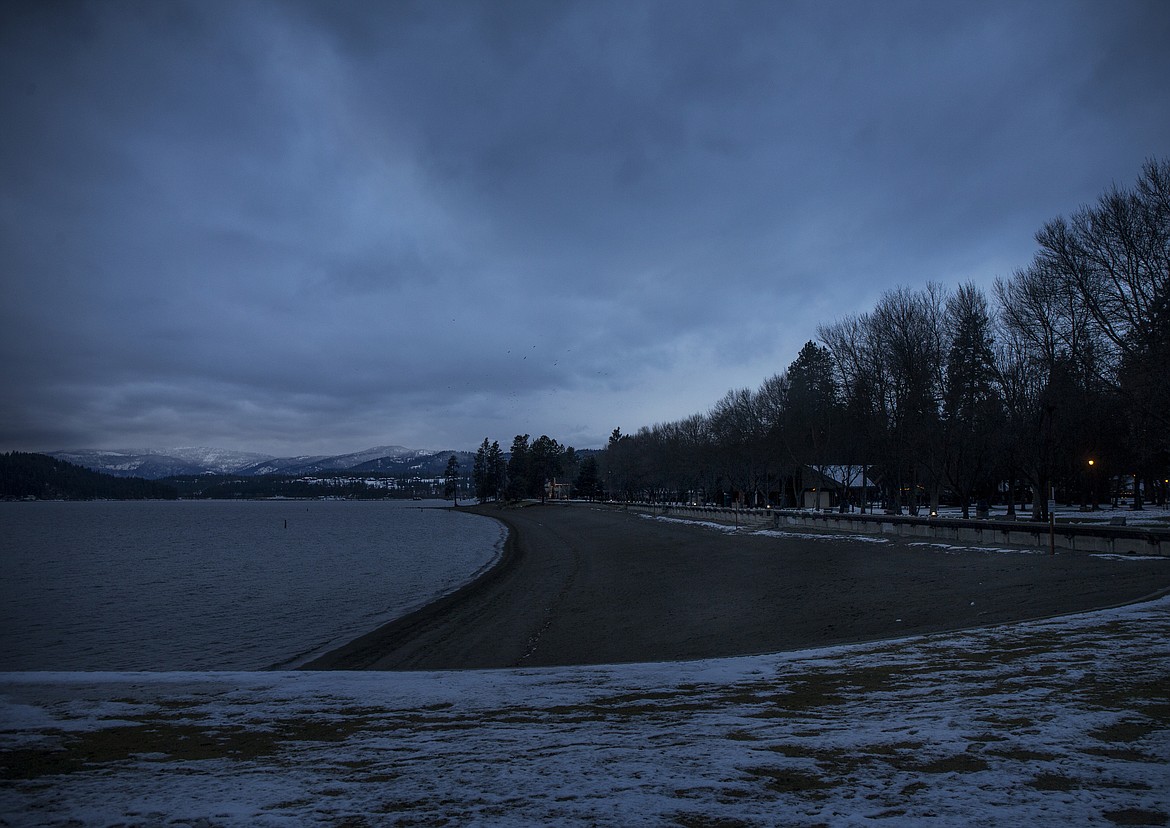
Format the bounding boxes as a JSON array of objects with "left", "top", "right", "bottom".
[
  {"left": 467, "top": 435, "right": 604, "bottom": 504},
  {"left": 0, "top": 452, "right": 179, "bottom": 500},
  {"left": 601, "top": 159, "right": 1169, "bottom": 518}
]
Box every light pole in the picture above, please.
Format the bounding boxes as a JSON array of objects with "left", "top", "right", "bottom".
[{"left": 1048, "top": 485, "right": 1056, "bottom": 555}]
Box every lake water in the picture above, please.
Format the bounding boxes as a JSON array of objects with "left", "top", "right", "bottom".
[{"left": 0, "top": 500, "right": 505, "bottom": 671}]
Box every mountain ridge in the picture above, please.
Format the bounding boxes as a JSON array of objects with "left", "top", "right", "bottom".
[{"left": 47, "top": 445, "right": 456, "bottom": 479}]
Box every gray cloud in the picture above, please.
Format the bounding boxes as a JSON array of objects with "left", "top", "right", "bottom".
[{"left": 3, "top": 0, "right": 1168, "bottom": 455}]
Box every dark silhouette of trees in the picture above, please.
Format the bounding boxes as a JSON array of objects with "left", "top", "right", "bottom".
[
  {"left": 708, "top": 388, "right": 767, "bottom": 506},
  {"left": 575, "top": 454, "right": 601, "bottom": 500},
  {"left": 473, "top": 439, "right": 490, "bottom": 503},
  {"left": 0, "top": 452, "right": 178, "bottom": 500},
  {"left": 472, "top": 438, "right": 505, "bottom": 503},
  {"left": 601, "top": 159, "right": 1169, "bottom": 513},
  {"left": 941, "top": 284, "right": 1004, "bottom": 517},
  {"left": 443, "top": 455, "right": 460, "bottom": 504},
  {"left": 993, "top": 158, "right": 1169, "bottom": 510},
  {"left": 778, "top": 341, "right": 841, "bottom": 507},
  {"left": 505, "top": 435, "right": 530, "bottom": 501},
  {"left": 528, "top": 435, "right": 565, "bottom": 501}
]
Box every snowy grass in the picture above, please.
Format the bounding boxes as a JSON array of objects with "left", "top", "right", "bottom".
[
  {"left": 756, "top": 529, "right": 891, "bottom": 544},
  {"left": 907, "top": 541, "right": 1047, "bottom": 555},
  {"left": 645, "top": 512, "right": 893, "bottom": 544},
  {"left": 642, "top": 513, "right": 744, "bottom": 533},
  {"left": 2, "top": 598, "right": 1168, "bottom": 826},
  {"left": 932, "top": 504, "right": 1170, "bottom": 528}
]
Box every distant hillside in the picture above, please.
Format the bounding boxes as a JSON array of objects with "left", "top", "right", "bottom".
[
  {"left": 233, "top": 445, "right": 430, "bottom": 476},
  {"left": 0, "top": 452, "right": 178, "bottom": 500},
  {"left": 349, "top": 450, "right": 476, "bottom": 477},
  {"left": 48, "top": 447, "right": 275, "bottom": 478},
  {"left": 49, "top": 445, "right": 464, "bottom": 479}
]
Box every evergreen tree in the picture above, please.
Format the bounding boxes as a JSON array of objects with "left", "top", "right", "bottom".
[
  {"left": 0, "top": 452, "right": 178, "bottom": 500},
  {"left": 942, "top": 283, "right": 1004, "bottom": 517},
  {"left": 528, "top": 435, "right": 565, "bottom": 501},
  {"left": 443, "top": 454, "right": 460, "bottom": 505},
  {"left": 781, "top": 340, "right": 842, "bottom": 505},
  {"left": 786, "top": 341, "right": 839, "bottom": 441},
  {"left": 505, "top": 435, "right": 530, "bottom": 501},
  {"left": 487, "top": 440, "right": 504, "bottom": 501},
  {"left": 472, "top": 439, "right": 490, "bottom": 503},
  {"left": 575, "top": 455, "right": 600, "bottom": 500},
  {"left": 561, "top": 446, "right": 579, "bottom": 493}
]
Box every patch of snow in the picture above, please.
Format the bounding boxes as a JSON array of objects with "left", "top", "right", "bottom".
[
  {"left": 642, "top": 514, "right": 892, "bottom": 543},
  {"left": 1090, "top": 553, "right": 1169, "bottom": 561},
  {"left": 642, "top": 514, "right": 742, "bottom": 533},
  {"left": 909, "top": 542, "right": 1048, "bottom": 555},
  {"left": 4, "top": 597, "right": 1168, "bottom": 826},
  {"left": 754, "top": 528, "right": 891, "bottom": 543},
  {"left": 155, "top": 447, "right": 276, "bottom": 473}
]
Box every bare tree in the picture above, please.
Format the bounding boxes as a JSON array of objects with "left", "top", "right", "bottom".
[{"left": 708, "top": 388, "right": 768, "bottom": 506}]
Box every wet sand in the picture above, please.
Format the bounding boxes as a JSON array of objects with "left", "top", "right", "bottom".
[{"left": 302, "top": 502, "right": 1170, "bottom": 670}]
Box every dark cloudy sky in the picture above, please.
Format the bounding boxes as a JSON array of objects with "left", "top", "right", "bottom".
[{"left": 2, "top": 1, "right": 1168, "bottom": 455}]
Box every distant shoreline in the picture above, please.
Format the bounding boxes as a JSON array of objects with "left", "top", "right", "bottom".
[{"left": 302, "top": 502, "right": 1170, "bottom": 671}]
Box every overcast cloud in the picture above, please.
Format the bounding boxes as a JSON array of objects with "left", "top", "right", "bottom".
[{"left": 2, "top": 0, "right": 1168, "bottom": 455}]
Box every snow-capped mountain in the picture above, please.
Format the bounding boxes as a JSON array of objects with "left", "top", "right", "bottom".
[
  {"left": 47, "top": 448, "right": 274, "bottom": 479},
  {"left": 350, "top": 449, "right": 475, "bottom": 477},
  {"left": 151, "top": 447, "right": 277, "bottom": 473},
  {"left": 47, "top": 445, "right": 444, "bottom": 479},
  {"left": 231, "top": 455, "right": 332, "bottom": 476},
  {"left": 233, "top": 446, "right": 433, "bottom": 476}
]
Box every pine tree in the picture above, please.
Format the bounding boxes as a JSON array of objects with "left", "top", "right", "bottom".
[
  {"left": 472, "top": 439, "right": 490, "bottom": 503},
  {"left": 529, "top": 435, "right": 565, "bottom": 501},
  {"left": 575, "top": 455, "right": 600, "bottom": 500},
  {"left": 443, "top": 455, "right": 460, "bottom": 505},
  {"left": 505, "top": 435, "right": 530, "bottom": 501},
  {"left": 942, "top": 284, "right": 1003, "bottom": 517},
  {"left": 782, "top": 341, "right": 842, "bottom": 506},
  {"left": 487, "top": 440, "right": 504, "bottom": 501}
]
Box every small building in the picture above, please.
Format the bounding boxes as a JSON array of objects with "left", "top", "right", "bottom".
[
  {"left": 800, "top": 465, "right": 877, "bottom": 511},
  {"left": 545, "top": 479, "right": 571, "bottom": 500},
  {"left": 802, "top": 487, "right": 833, "bottom": 510}
]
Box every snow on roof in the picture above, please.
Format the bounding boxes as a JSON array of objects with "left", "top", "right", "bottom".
[{"left": 812, "top": 464, "right": 877, "bottom": 488}]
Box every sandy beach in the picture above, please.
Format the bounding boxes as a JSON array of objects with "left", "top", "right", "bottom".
[{"left": 303, "top": 502, "right": 1170, "bottom": 670}]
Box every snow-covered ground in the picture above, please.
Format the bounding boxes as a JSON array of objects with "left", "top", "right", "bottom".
[
  {"left": 3, "top": 597, "right": 1168, "bottom": 826},
  {"left": 635, "top": 503, "right": 1170, "bottom": 530},
  {"left": 932, "top": 503, "right": 1170, "bottom": 528},
  {"left": 646, "top": 513, "right": 895, "bottom": 543}
]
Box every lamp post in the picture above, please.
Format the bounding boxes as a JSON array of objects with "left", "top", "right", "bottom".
[
  {"left": 1048, "top": 485, "right": 1056, "bottom": 555},
  {"left": 1087, "top": 459, "right": 1098, "bottom": 511}
]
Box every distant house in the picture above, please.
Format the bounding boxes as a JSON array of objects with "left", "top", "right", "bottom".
[
  {"left": 799, "top": 465, "right": 876, "bottom": 510},
  {"left": 545, "top": 479, "right": 571, "bottom": 500}
]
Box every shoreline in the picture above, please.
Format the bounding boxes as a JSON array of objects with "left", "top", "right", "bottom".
[
  {"left": 302, "top": 501, "right": 1170, "bottom": 671},
  {"left": 297, "top": 506, "right": 522, "bottom": 670},
  {"left": 269, "top": 505, "right": 508, "bottom": 670}
]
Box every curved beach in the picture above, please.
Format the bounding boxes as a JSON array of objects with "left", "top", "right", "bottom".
[{"left": 303, "top": 502, "right": 1170, "bottom": 670}]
